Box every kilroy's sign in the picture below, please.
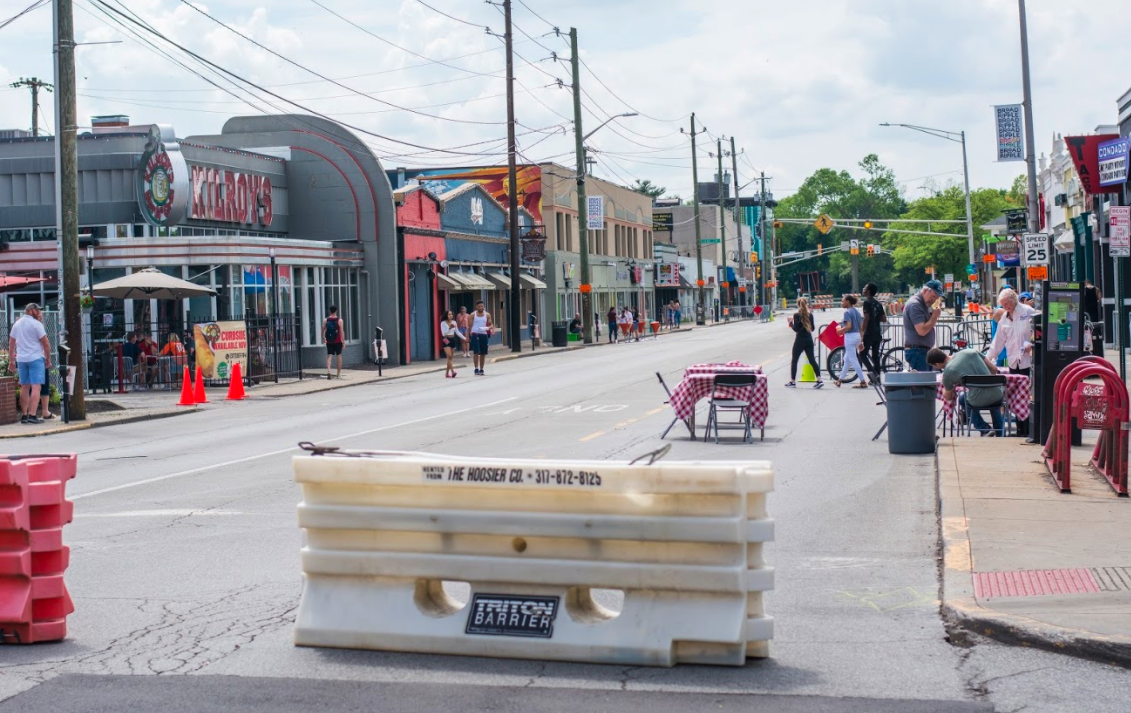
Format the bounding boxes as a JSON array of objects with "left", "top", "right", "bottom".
[
  {"left": 136, "top": 125, "right": 189, "bottom": 227},
  {"left": 136, "top": 124, "right": 275, "bottom": 228}
]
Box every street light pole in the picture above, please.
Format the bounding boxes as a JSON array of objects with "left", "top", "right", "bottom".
[
  {"left": 269, "top": 248, "right": 280, "bottom": 382},
  {"left": 688, "top": 114, "right": 705, "bottom": 324},
  {"left": 716, "top": 139, "right": 728, "bottom": 311},
  {"left": 1018, "top": 0, "right": 1041, "bottom": 237},
  {"left": 729, "top": 137, "right": 744, "bottom": 307}
]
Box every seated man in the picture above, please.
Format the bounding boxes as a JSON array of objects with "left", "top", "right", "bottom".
[
  {"left": 569, "top": 313, "right": 582, "bottom": 335},
  {"left": 927, "top": 347, "right": 1005, "bottom": 436}
]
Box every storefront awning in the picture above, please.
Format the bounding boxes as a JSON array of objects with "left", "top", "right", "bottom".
[
  {"left": 436, "top": 273, "right": 462, "bottom": 290},
  {"left": 678, "top": 275, "right": 695, "bottom": 288},
  {"left": 519, "top": 273, "right": 547, "bottom": 289},
  {"left": 0, "top": 275, "right": 47, "bottom": 294},
  {"left": 487, "top": 272, "right": 511, "bottom": 289},
  {"left": 449, "top": 272, "right": 495, "bottom": 290},
  {"left": 1053, "top": 231, "right": 1075, "bottom": 254}
]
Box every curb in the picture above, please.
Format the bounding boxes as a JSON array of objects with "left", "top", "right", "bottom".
[
  {"left": 936, "top": 440, "right": 1131, "bottom": 668},
  {"left": 0, "top": 421, "right": 92, "bottom": 439}
]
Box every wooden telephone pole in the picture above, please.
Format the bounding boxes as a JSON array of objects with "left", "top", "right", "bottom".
[{"left": 9, "top": 77, "right": 53, "bottom": 137}]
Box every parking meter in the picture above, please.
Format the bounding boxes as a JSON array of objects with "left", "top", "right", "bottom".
[
  {"left": 1032, "top": 282, "right": 1085, "bottom": 445},
  {"left": 57, "top": 338, "right": 71, "bottom": 424}
]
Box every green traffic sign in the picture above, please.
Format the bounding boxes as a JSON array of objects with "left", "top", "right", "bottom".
[
  {"left": 965, "top": 264, "right": 976, "bottom": 275},
  {"left": 702, "top": 238, "right": 721, "bottom": 245}
]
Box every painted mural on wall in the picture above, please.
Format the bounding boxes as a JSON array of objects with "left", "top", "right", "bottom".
[{"left": 401, "top": 166, "right": 543, "bottom": 224}]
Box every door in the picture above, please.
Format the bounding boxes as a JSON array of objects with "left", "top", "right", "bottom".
[{"left": 409, "top": 264, "right": 434, "bottom": 361}]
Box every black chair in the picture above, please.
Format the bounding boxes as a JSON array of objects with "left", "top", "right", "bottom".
[
  {"left": 958, "top": 375, "right": 1008, "bottom": 437},
  {"left": 704, "top": 372, "right": 758, "bottom": 444}
]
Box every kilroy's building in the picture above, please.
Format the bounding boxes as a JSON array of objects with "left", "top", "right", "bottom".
[
  {"left": 393, "top": 181, "right": 545, "bottom": 364},
  {"left": 0, "top": 114, "right": 402, "bottom": 367}
]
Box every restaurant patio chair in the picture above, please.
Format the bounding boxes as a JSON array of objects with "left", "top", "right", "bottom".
[
  {"left": 704, "top": 372, "right": 758, "bottom": 444},
  {"left": 958, "top": 374, "right": 1009, "bottom": 437}
]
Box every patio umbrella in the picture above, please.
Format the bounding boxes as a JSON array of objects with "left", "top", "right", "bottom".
[
  {"left": 92, "top": 267, "right": 217, "bottom": 300},
  {"left": 0, "top": 275, "right": 47, "bottom": 293}
]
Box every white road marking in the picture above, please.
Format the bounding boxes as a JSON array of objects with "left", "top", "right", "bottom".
[
  {"left": 76, "top": 509, "right": 244, "bottom": 518},
  {"left": 71, "top": 397, "right": 518, "bottom": 501}
]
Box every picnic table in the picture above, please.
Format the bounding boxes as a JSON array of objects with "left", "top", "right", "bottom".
[
  {"left": 935, "top": 371, "right": 1030, "bottom": 433},
  {"left": 666, "top": 361, "right": 769, "bottom": 440}
]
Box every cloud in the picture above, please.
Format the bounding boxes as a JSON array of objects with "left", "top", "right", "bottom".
[{"left": 1, "top": 0, "right": 1128, "bottom": 206}]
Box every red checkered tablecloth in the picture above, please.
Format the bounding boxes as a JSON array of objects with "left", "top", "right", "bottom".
[
  {"left": 685, "top": 360, "right": 764, "bottom": 376},
  {"left": 936, "top": 373, "right": 1030, "bottom": 420},
  {"left": 670, "top": 364, "right": 768, "bottom": 428}
]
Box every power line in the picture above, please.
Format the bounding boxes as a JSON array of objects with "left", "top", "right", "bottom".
[
  {"left": 416, "top": 0, "right": 490, "bottom": 29},
  {"left": 0, "top": 0, "right": 48, "bottom": 32},
  {"left": 176, "top": 0, "right": 509, "bottom": 126}
]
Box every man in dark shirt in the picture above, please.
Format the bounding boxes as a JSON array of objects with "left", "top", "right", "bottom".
[
  {"left": 1083, "top": 279, "right": 1103, "bottom": 357},
  {"left": 569, "top": 313, "right": 582, "bottom": 334},
  {"left": 904, "top": 280, "right": 944, "bottom": 371},
  {"left": 860, "top": 283, "right": 886, "bottom": 383}
]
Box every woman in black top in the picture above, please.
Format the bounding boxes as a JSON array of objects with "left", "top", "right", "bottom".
[
  {"left": 859, "top": 283, "right": 887, "bottom": 385},
  {"left": 786, "top": 297, "right": 824, "bottom": 388}
]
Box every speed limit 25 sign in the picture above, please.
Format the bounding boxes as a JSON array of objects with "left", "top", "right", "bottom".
[{"left": 1022, "top": 233, "right": 1049, "bottom": 266}]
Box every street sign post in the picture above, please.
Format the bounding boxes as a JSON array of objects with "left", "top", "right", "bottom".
[
  {"left": 1022, "top": 233, "right": 1049, "bottom": 265},
  {"left": 849, "top": 239, "right": 859, "bottom": 255}
]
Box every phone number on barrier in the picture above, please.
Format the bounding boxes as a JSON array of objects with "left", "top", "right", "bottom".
[{"left": 422, "top": 465, "right": 603, "bottom": 487}]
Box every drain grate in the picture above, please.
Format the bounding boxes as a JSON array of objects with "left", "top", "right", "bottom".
[
  {"left": 972, "top": 568, "right": 1100, "bottom": 598},
  {"left": 1090, "top": 567, "right": 1131, "bottom": 592}
]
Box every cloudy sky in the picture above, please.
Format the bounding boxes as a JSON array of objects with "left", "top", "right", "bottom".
[{"left": 2, "top": 0, "right": 1129, "bottom": 203}]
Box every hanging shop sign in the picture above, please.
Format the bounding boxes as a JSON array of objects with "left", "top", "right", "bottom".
[
  {"left": 1064, "top": 134, "right": 1122, "bottom": 195},
  {"left": 994, "top": 239, "right": 1021, "bottom": 267},
  {"left": 994, "top": 104, "right": 1025, "bottom": 162},
  {"left": 656, "top": 262, "right": 681, "bottom": 287},
  {"left": 586, "top": 196, "right": 605, "bottom": 230},
  {"left": 1098, "top": 137, "right": 1130, "bottom": 188},
  {"left": 189, "top": 165, "right": 274, "bottom": 226},
  {"left": 136, "top": 124, "right": 190, "bottom": 227},
  {"left": 520, "top": 230, "right": 546, "bottom": 263},
  {"left": 1004, "top": 209, "right": 1028, "bottom": 234},
  {"left": 652, "top": 213, "right": 674, "bottom": 232}
]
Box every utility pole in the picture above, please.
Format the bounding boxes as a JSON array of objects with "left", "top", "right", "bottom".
[
  {"left": 851, "top": 247, "right": 859, "bottom": 293},
  {"left": 503, "top": 0, "right": 521, "bottom": 353},
  {"left": 759, "top": 173, "right": 768, "bottom": 307},
  {"left": 716, "top": 140, "right": 729, "bottom": 311},
  {"left": 54, "top": 0, "right": 85, "bottom": 419},
  {"left": 1018, "top": 0, "right": 1040, "bottom": 238},
  {"left": 569, "top": 27, "right": 593, "bottom": 344},
  {"left": 689, "top": 114, "right": 705, "bottom": 324},
  {"left": 730, "top": 137, "right": 743, "bottom": 306},
  {"left": 10, "top": 77, "right": 53, "bottom": 137}
]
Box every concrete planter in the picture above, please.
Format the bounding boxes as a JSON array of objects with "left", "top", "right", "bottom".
[{"left": 0, "top": 376, "right": 17, "bottom": 425}]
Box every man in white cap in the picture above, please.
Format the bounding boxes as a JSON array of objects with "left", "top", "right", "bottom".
[{"left": 7, "top": 303, "right": 52, "bottom": 425}]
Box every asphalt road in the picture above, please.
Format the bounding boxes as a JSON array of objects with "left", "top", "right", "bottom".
[{"left": 1, "top": 320, "right": 1127, "bottom": 712}]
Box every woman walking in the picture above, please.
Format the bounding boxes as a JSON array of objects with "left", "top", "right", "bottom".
[
  {"left": 606, "top": 306, "right": 618, "bottom": 343},
  {"left": 785, "top": 297, "right": 824, "bottom": 389},
  {"left": 835, "top": 295, "right": 868, "bottom": 388},
  {"left": 859, "top": 283, "right": 886, "bottom": 385},
  {"left": 440, "top": 310, "right": 467, "bottom": 378}
]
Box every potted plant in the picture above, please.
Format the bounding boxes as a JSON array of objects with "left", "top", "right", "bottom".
[
  {"left": 0, "top": 350, "right": 17, "bottom": 426},
  {"left": 80, "top": 292, "right": 96, "bottom": 314}
]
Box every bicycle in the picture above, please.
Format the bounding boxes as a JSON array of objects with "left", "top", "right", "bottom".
[{"left": 826, "top": 338, "right": 904, "bottom": 384}]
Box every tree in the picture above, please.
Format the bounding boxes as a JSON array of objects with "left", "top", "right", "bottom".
[
  {"left": 773, "top": 154, "right": 907, "bottom": 296},
  {"left": 884, "top": 187, "right": 1021, "bottom": 285},
  {"left": 631, "top": 179, "right": 665, "bottom": 199},
  {"left": 1008, "top": 174, "right": 1028, "bottom": 205}
]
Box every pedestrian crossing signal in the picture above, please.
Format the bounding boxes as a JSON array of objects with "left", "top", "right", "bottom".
[
  {"left": 866, "top": 244, "right": 875, "bottom": 256},
  {"left": 817, "top": 244, "right": 822, "bottom": 255}
]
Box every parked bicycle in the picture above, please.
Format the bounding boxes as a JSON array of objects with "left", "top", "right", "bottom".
[{"left": 826, "top": 338, "right": 904, "bottom": 383}]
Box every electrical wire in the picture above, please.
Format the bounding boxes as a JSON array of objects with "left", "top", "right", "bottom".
[
  {"left": 0, "top": 0, "right": 48, "bottom": 32},
  {"left": 175, "top": 0, "right": 508, "bottom": 126},
  {"left": 415, "top": 0, "right": 489, "bottom": 29}
]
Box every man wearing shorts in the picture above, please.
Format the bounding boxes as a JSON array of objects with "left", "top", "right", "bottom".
[
  {"left": 7, "top": 303, "right": 51, "bottom": 425},
  {"left": 322, "top": 305, "right": 345, "bottom": 379},
  {"left": 469, "top": 300, "right": 492, "bottom": 376}
]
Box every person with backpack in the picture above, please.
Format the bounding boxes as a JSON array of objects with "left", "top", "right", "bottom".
[
  {"left": 785, "top": 297, "right": 824, "bottom": 389},
  {"left": 322, "top": 305, "right": 345, "bottom": 379}
]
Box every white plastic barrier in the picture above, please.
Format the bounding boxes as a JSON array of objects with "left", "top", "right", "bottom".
[{"left": 292, "top": 450, "right": 774, "bottom": 667}]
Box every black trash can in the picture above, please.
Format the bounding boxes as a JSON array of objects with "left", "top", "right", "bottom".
[
  {"left": 883, "top": 372, "right": 938, "bottom": 454},
  {"left": 551, "top": 320, "right": 569, "bottom": 348}
]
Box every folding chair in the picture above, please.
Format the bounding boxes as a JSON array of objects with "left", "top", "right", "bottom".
[
  {"left": 703, "top": 372, "right": 758, "bottom": 444},
  {"left": 958, "top": 375, "right": 1008, "bottom": 437},
  {"left": 656, "top": 372, "right": 693, "bottom": 439}
]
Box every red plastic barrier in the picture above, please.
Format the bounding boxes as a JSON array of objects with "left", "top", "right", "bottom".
[
  {"left": 1042, "top": 361, "right": 1129, "bottom": 495},
  {"left": 818, "top": 321, "right": 843, "bottom": 351},
  {"left": 0, "top": 454, "right": 76, "bottom": 644}
]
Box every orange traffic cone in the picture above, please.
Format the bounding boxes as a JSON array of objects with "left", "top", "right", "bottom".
[
  {"left": 193, "top": 365, "right": 209, "bottom": 404},
  {"left": 176, "top": 366, "right": 195, "bottom": 406},
  {"left": 226, "top": 362, "right": 246, "bottom": 401}
]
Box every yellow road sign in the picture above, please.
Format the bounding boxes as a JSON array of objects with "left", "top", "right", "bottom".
[{"left": 814, "top": 214, "right": 835, "bottom": 234}]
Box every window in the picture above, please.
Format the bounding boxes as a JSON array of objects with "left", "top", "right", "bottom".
[{"left": 555, "top": 212, "right": 564, "bottom": 250}]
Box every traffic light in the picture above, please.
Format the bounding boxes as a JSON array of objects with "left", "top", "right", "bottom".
[
  {"left": 866, "top": 244, "right": 874, "bottom": 257},
  {"left": 750, "top": 252, "right": 758, "bottom": 264},
  {"left": 817, "top": 244, "right": 823, "bottom": 255},
  {"left": 773, "top": 221, "right": 783, "bottom": 229},
  {"left": 863, "top": 220, "right": 873, "bottom": 229},
  {"left": 756, "top": 266, "right": 761, "bottom": 278}
]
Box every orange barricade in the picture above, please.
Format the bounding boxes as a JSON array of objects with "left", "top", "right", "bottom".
[{"left": 0, "top": 454, "right": 77, "bottom": 643}]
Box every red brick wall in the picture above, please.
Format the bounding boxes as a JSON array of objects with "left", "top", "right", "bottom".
[
  {"left": 0, "top": 377, "right": 18, "bottom": 425},
  {"left": 396, "top": 189, "right": 441, "bottom": 230}
]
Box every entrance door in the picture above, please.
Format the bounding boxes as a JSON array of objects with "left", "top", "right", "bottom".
[{"left": 409, "top": 264, "right": 434, "bottom": 361}]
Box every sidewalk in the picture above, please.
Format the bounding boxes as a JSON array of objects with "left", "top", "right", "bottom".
[{"left": 938, "top": 435, "right": 1131, "bottom": 666}]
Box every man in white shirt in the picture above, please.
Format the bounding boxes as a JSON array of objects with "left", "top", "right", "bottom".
[
  {"left": 7, "top": 303, "right": 52, "bottom": 425},
  {"left": 986, "top": 288, "right": 1033, "bottom": 437}
]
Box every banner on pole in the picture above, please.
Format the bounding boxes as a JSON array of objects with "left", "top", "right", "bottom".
[
  {"left": 586, "top": 196, "right": 604, "bottom": 230},
  {"left": 994, "top": 104, "right": 1025, "bottom": 162}
]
